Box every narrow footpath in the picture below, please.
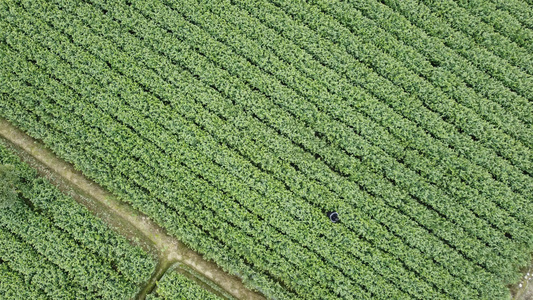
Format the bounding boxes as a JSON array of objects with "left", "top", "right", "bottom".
[{"left": 0, "top": 118, "right": 265, "bottom": 300}]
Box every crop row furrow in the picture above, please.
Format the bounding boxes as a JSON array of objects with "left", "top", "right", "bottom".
[
  {"left": 67, "top": 0, "right": 516, "bottom": 282},
  {"left": 0, "top": 141, "right": 155, "bottom": 284},
  {"left": 0, "top": 226, "right": 84, "bottom": 299},
  {"left": 266, "top": 0, "right": 533, "bottom": 175},
  {"left": 0, "top": 260, "right": 47, "bottom": 300},
  {"left": 0, "top": 31, "right": 296, "bottom": 299},
  {"left": 234, "top": 0, "right": 533, "bottom": 203},
  {"left": 488, "top": 0, "right": 533, "bottom": 29},
  {"left": 0, "top": 31, "right": 404, "bottom": 298},
  {"left": 110, "top": 0, "right": 527, "bottom": 262},
  {"left": 451, "top": 0, "right": 533, "bottom": 52},
  {"left": 345, "top": 0, "right": 533, "bottom": 126},
  {"left": 0, "top": 90, "right": 301, "bottom": 300},
  {"left": 60, "top": 0, "right": 508, "bottom": 296},
  {"left": 133, "top": 0, "right": 531, "bottom": 273},
  {"left": 188, "top": 0, "right": 533, "bottom": 235},
  {"left": 422, "top": 0, "right": 533, "bottom": 76},
  {"left": 12, "top": 167, "right": 154, "bottom": 284},
  {"left": 2, "top": 3, "right": 516, "bottom": 284},
  {"left": 0, "top": 56, "right": 359, "bottom": 300},
  {"left": 379, "top": 0, "right": 533, "bottom": 100},
  {"left": 157, "top": 0, "right": 533, "bottom": 236},
  {"left": 87, "top": 0, "right": 525, "bottom": 280},
  {"left": 0, "top": 196, "right": 135, "bottom": 298},
  {"left": 305, "top": 0, "right": 533, "bottom": 221},
  {"left": 44, "top": 3, "right": 484, "bottom": 295},
  {"left": 4, "top": 13, "right": 452, "bottom": 296},
  {"left": 308, "top": 0, "right": 533, "bottom": 149},
  {"left": 385, "top": 0, "right": 533, "bottom": 100},
  {"left": 2, "top": 0, "right": 531, "bottom": 298},
  {"left": 130, "top": 0, "right": 528, "bottom": 265},
  {"left": 24, "top": 85, "right": 384, "bottom": 299}
]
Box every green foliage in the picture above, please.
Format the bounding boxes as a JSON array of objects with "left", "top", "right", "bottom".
[
  {"left": 0, "top": 141, "right": 157, "bottom": 299},
  {"left": 0, "top": 0, "right": 531, "bottom": 299},
  {"left": 0, "top": 263, "right": 47, "bottom": 300},
  {"left": 147, "top": 271, "right": 223, "bottom": 300},
  {"left": 0, "top": 163, "right": 18, "bottom": 209}
]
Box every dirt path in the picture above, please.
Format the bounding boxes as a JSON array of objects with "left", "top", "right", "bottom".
[
  {"left": 510, "top": 264, "right": 533, "bottom": 300},
  {"left": 0, "top": 118, "right": 265, "bottom": 300}
]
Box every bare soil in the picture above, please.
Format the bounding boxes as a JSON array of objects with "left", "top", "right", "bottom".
[
  {"left": 0, "top": 118, "right": 265, "bottom": 300},
  {"left": 510, "top": 264, "right": 533, "bottom": 300}
]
